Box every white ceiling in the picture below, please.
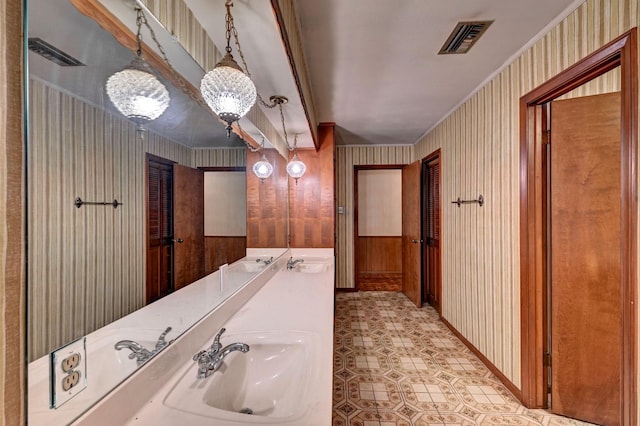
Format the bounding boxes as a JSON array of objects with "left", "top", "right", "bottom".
[{"left": 295, "top": 0, "right": 585, "bottom": 145}]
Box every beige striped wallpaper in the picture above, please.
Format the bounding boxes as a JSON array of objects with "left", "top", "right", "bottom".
[
  {"left": 193, "top": 147, "right": 246, "bottom": 168},
  {"left": 141, "top": 0, "right": 220, "bottom": 71},
  {"left": 335, "top": 145, "right": 414, "bottom": 289},
  {"left": 27, "top": 79, "right": 244, "bottom": 361},
  {"left": 413, "top": 0, "right": 637, "bottom": 390}
]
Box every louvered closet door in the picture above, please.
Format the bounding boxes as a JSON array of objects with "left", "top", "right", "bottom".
[
  {"left": 146, "top": 157, "right": 174, "bottom": 303},
  {"left": 423, "top": 158, "right": 441, "bottom": 312}
]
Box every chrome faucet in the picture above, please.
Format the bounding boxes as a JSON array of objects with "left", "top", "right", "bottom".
[
  {"left": 192, "top": 328, "right": 250, "bottom": 379},
  {"left": 114, "top": 326, "right": 173, "bottom": 366},
  {"left": 286, "top": 257, "right": 304, "bottom": 270},
  {"left": 256, "top": 256, "right": 274, "bottom": 265}
]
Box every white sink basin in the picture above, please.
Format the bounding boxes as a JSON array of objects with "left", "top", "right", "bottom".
[
  {"left": 163, "top": 331, "right": 318, "bottom": 423},
  {"left": 289, "top": 262, "right": 330, "bottom": 273},
  {"left": 230, "top": 261, "right": 266, "bottom": 273}
]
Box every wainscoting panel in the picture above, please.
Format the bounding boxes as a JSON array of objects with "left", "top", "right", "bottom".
[
  {"left": 335, "top": 145, "right": 414, "bottom": 289},
  {"left": 357, "top": 236, "right": 402, "bottom": 291},
  {"left": 204, "top": 236, "right": 246, "bottom": 275},
  {"left": 413, "top": 0, "right": 638, "bottom": 390}
]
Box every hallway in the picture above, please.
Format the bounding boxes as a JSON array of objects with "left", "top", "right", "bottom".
[{"left": 332, "top": 291, "right": 594, "bottom": 426}]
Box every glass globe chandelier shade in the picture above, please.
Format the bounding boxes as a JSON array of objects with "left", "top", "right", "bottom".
[
  {"left": 252, "top": 153, "right": 273, "bottom": 181},
  {"left": 286, "top": 152, "right": 306, "bottom": 182},
  {"left": 106, "top": 57, "right": 170, "bottom": 123},
  {"left": 200, "top": 53, "right": 257, "bottom": 137}
]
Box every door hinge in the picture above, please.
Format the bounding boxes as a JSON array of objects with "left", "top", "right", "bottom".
[
  {"left": 544, "top": 129, "right": 551, "bottom": 145},
  {"left": 544, "top": 352, "right": 551, "bottom": 367}
]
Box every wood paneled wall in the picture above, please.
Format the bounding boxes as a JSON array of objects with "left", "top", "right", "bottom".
[
  {"left": 204, "top": 236, "right": 246, "bottom": 274},
  {"left": 1, "top": 0, "right": 25, "bottom": 423},
  {"left": 28, "top": 79, "right": 192, "bottom": 361},
  {"left": 336, "top": 145, "right": 414, "bottom": 289},
  {"left": 413, "top": 0, "right": 638, "bottom": 392},
  {"left": 357, "top": 237, "right": 403, "bottom": 272},
  {"left": 289, "top": 123, "right": 335, "bottom": 248},
  {"left": 246, "top": 149, "right": 289, "bottom": 248}
]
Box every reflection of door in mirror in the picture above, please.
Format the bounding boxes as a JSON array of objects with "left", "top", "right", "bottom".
[
  {"left": 146, "top": 154, "right": 174, "bottom": 303},
  {"left": 146, "top": 155, "right": 206, "bottom": 302},
  {"left": 202, "top": 168, "right": 247, "bottom": 274}
]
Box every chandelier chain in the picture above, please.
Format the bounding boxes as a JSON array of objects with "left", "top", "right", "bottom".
[
  {"left": 277, "top": 102, "right": 292, "bottom": 150},
  {"left": 236, "top": 122, "right": 261, "bottom": 152},
  {"left": 225, "top": 2, "right": 275, "bottom": 109},
  {"left": 135, "top": 8, "right": 213, "bottom": 112}
]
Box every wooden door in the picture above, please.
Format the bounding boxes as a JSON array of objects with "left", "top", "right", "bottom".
[
  {"left": 173, "top": 164, "right": 205, "bottom": 290},
  {"left": 549, "top": 92, "right": 622, "bottom": 425},
  {"left": 146, "top": 156, "right": 174, "bottom": 303},
  {"left": 422, "top": 156, "right": 441, "bottom": 313},
  {"left": 402, "top": 160, "right": 421, "bottom": 307}
]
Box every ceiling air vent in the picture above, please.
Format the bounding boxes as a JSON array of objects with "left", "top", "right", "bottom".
[
  {"left": 28, "top": 38, "right": 85, "bottom": 66},
  {"left": 438, "top": 21, "right": 493, "bottom": 55}
]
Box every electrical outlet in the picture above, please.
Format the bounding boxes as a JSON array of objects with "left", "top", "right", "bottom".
[
  {"left": 50, "top": 337, "right": 87, "bottom": 408},
  {"left": 61, "top": 353, "right": 81, "bottom": 372},
  {"left": 61, "top": 370, "right": 81, "bottom": 391}
]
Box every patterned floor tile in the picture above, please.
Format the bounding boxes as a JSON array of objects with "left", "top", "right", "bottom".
[{"left": 333, "top": 291, "right": 600, "bottom": 425}]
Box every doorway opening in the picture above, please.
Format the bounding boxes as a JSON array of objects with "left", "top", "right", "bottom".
[
  {"left": 353, "top": 165, "right": 404, "bottom": 291},
  {"left": 519, "top": 29, "right": 637, "bottom": 425}
]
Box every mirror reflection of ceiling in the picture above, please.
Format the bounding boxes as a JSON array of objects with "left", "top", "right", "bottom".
[{"left": 28, "top": 0, "right": 247, "bottom": 148}]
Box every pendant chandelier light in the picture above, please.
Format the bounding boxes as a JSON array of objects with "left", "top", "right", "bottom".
[
  {"left": 106, "top": 7, "right": 170, "bottom": 130},
  {"left": 201, "top": 0, "right": 256, "bottom": 137},
  {"left": 270, "top": 95, "right": 307, "bottom": 183},
  {"left": 252, "top": 138, "right": 273, "bottom": 181},
  {"left": 286, "top": 135, "right": 306, "bottom": 183}
]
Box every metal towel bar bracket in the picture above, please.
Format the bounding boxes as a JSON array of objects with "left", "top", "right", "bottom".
[
  {"left": 75, "top": 197, "right": 123, "bottom": 209},
  {"left": 452, "top": 195, "right": 484, "bottom": 208}
]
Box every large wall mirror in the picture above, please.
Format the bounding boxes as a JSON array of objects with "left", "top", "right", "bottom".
[{"left": 26, "top": 0, "right": 288, "bottom": 423}]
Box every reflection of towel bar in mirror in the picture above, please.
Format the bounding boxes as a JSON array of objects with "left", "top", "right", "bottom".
[
  {"left": 451, "top": 195, "right": 484, "bottom": 208},
  {"left": 75, "top": 197, "right": 123, "bottom": 209}
]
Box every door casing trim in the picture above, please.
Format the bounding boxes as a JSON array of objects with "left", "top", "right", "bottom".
[{"left": 519, "top": 29, "right": 637, "bottom": 426}]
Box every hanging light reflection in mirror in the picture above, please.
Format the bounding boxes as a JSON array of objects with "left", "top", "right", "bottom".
[
  {"left": 105, "top": 7, "right": 171, "bottom": 134},
  {"left": 286, "top": 135, "right": 306, "bottom": 184},
  {"left": 252, "top": 137, "right": 273, "bottom": 181}
]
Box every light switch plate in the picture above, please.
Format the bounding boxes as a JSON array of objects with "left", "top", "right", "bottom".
[{"left": 50, "top": 336, "right": 87, "bottom": 408}]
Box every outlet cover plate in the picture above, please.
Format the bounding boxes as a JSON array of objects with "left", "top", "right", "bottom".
[{"left": 50, "top": 336, "right": 87, "bottom": 408}]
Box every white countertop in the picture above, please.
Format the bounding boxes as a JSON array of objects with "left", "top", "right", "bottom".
[{"left": 74, "top": 249, "right": 334, "bottom": 426}]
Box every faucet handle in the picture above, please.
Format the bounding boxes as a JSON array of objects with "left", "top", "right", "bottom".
[
  {"left": 192, "top": 349, "right": 208, "bottom": 362},
  {"left": 211, "top": 327, "right": 226, "bottom": 352}
]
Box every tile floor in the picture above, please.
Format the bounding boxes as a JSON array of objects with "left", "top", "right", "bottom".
[{"left": 332, "top": 291, "right": 594, "bottom": 426}]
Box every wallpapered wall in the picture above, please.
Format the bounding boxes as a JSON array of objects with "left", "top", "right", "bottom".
[
  {"left": 413, "top": 0, "right": 637, "bottom": 391},
  {"left": 28, "top": 78, "right": 245, "bottom": 361}
]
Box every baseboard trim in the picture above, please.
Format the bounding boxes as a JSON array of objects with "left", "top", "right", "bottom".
[{"left": 440, "top": 317, "right": 524, "bottom": 403}]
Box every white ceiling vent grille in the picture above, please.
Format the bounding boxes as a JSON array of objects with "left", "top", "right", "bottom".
[
  {"left": 438, "top": 21, "right": 493, "bottom": 55},
  {"left": 28, "top": 38, "right": 85, "bottom": 66}
]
